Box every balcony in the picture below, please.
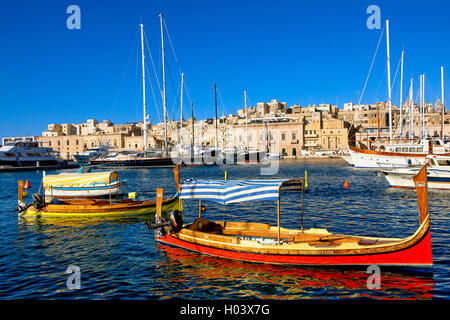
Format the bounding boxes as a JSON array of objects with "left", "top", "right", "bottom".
[
  {"left": 304, "top": 133, "right": 318, "bottom": 138},
  {"left": 291, "top": 140, "right": 299, "bottom": 145}
]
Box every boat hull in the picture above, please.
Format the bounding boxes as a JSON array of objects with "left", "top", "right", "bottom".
[
  {"left": 383, "top": 170, "right": 450, "bottom": 190},
  {"left": 156, "top": 218, "right": 432, "bottom": 268},
  {"left": 90, "top": 157, "right": 175, "bottom": 167},
  {"left": 21, "top": 196, "right": 181, "bottom": 217}
]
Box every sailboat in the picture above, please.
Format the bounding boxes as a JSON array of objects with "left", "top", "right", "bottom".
[
  {"left": 91, "top": 20, "right": 174, "bottom": 168},
  {"left": 348, "top": 20, "right": 450, "bottom": 168}
]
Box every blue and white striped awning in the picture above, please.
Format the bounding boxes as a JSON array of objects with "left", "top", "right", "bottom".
[{"left": 179, "top": 178, "right": 303, "bottom": 204}]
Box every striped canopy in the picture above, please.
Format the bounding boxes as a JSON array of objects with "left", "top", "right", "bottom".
[
  {"left": 43, "top": 171, "right": 119, "bottom": 190},
  {"left": 179, "top": 178, "right": 303, "bottom": 205}
]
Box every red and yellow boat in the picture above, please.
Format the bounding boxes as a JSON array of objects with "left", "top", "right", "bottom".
[{"left": 149, "top": 166, "right": 433, "bottom": 269}]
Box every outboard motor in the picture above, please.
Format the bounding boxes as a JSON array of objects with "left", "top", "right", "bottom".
[
  {"left": 146, "top": 210, "right": 183, "bottom": 237},
  {"left": 31, "top": 193, "right": 46, "bottom": 210},
  {"left": 16, "top": 200, "right": 31, "bottom": 214}
]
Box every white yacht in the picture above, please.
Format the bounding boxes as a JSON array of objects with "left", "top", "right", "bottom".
[
  {"left": 381, "top": 154, "right": 450, "bottom": 190},
  {"left": 348, "top": 139, "right": 450, "bottom": 168},
  {"left": 0, "top": 141, "right": 63, "bottom": 167}
]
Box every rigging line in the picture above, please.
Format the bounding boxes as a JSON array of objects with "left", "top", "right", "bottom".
[
  {"left": 357, "top": 25, "right": 385, "bottom": 106},
  {"left": 165, "top": 58, "right": 181, "bottom": 122},
  {"left": 143, "top": 29, "right": 164, "bottom": 99},
  {"left": 108, "top": 29, "right": 139, "bottom": 122},
  {"left": 145, "top": 60, "right": 162, "bottom": 124},
  {"left": 390, "top": 55, "right": 402, "bottom": 96},
  {"left": 168, "top": 78, "right": 181, "bottom": 125},
  {"left": 216, "top": 87, "right": 228, "bottom": 118},
  {"left": 162, "top": 18, "right": 194, "bottom": 107},
  {"left": 373, "top": 65, "right": 387, "bottom": 102}
]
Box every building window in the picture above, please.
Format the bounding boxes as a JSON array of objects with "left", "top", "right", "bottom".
[
  {"left": 76, "top": 139, "right": 79, "bottom": 145},
  {"left": 67, "top": 140, "right": 69, "bottom": 146},
  {"left": 292, "top": 132, "right": 296, "bottom": 140},
  {"left": 49, "top": 141, "right": 51, "bottom": 146},
  {"left": 282, "top": 148, "right": 287, "bottom": 156},
  {"left": 282, "top": 133, "right": 286, "bottom": 141},
  {"left": 292, "top": 148, "right": 297, "bottom": 156},
  {"left": 57, "top": 141, "right": 60, "bottom": 146}
]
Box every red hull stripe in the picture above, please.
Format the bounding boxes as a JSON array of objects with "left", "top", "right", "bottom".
[{"left": 157, "top": 230, "right": 432, "bottom": 267}]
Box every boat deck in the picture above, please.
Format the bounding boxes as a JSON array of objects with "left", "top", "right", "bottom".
[{"left": 178, "top": 220, "right": 399, "bottom": 249}]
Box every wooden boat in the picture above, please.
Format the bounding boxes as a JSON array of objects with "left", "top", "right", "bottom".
[
  {"left": 43, "top": 169, "right": 127, "bottom": 200},
  {"left": 16, "top": 167, "right": 182, "bottom": 218},
  {"left": 148, "top": 166, "right": 433, "bottom": 268}
]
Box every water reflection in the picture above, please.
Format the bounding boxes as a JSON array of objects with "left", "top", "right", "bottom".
[{"left": 156, "top": 245, "right": 434, "bottom": 300}]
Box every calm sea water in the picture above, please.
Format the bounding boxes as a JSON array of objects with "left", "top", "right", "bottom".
[{"left": 0, "top": 159, "right": 448, "bottom": 300}]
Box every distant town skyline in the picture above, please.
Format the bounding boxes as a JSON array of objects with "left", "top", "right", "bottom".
[{"left": 1, "top": 0, "right": 449, "bottom": 140}]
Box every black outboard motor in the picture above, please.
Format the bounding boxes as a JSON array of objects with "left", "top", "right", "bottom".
[
  {"left": 147, "top": 210, "right": 183, "bottom": 237},
  {"left": 31, "top": 193, "right": 46, "bottom": 210}
]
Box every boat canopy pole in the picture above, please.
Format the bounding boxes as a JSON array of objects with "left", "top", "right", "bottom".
[
  {"left": 277, "top": 194, "right": 281, "bottom": 245},
  {"left": 300, "top": 182, "right": 304, "bottom": 232}
]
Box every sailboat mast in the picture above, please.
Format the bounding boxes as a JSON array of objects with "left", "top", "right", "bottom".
[
  {"left": 214, "top": 84, "right": 218, "bottom": 150},
  {"left": 409, "top": 78, "right": 413, "bottom": 138},
  {"left": 245, "top": 90, "right": 248, "bottom": 151},
  {"left": 423, "top": 74, "right": 426, "bottom": 139},
  {"left": 159, "top": 14, "right": 168, "bottom": 153},
  {"left": 399, "top": 50, "right": 404, "bottom": 139},
  {"left": 180, "top": 73, "right": 184, "bottom": 144},
  {"left": 386, "top": 20, "right": 393, "bottom": 144},
  {"left": 442, "top": 66, "right": 445, "bottom": 139},
  {"left": 140, "top": 24, "right": 148, "bottom": 152},
  {"left": 191, "top": 102, "right": 194, "bottom": 150}
]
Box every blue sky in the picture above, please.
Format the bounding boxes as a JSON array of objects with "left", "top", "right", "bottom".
[{"left": 0, "top": 0, "right": 449, "bottom": 139}]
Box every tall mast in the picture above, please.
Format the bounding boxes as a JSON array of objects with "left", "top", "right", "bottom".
[
  {"left": 420, "top": 74, "right": 424, "bottom": 139},
  {"left": 159, "top": 14, "right": 168, "bottom": 153},
  {"left": 442, "top": 66, "right": 445, "bottom": 139},
  {"left": 214, "top": 84, "right": 218, "bottom": 150},
  {"left": 386, "top": 20, "right": 393, "bottom": 144},
  {"left": 399, "top": 50, "right": 404, "bottom": 139},
  {"left": 409, "top": 78, "right": 413, "bottom": 138},
  {"left": 191, "top": 102, "right": 194, "bottom": 150},
  {"left": 179, "top": 73, "right": 184, "bottom": 144},
  {"left": 140, "top": 24, "right": 148, "bottom": 152},
  {"left": 423, "top": 74, "right": 426, "bottom": 139},
  {"left": 244, "top": 90, "right": 248, "bottom": 151}
]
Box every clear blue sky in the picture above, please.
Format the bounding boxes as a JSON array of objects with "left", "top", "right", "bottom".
[{"left": 0, "top": 0, "right": 449, "bottom": 139}]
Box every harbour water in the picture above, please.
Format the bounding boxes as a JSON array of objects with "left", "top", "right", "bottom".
[{"left": 0, "top": 159, "right": 448, "bottom": 299}]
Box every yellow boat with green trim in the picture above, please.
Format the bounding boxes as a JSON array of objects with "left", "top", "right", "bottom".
[{"left": 16, "top": 166, "right": 183, "bottom": 218}]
